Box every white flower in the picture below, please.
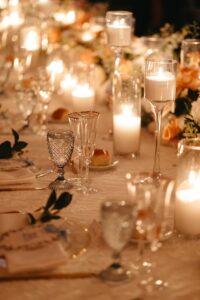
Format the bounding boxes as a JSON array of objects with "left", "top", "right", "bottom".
[{"left": 191, "top": 97, "right": 200, "bottom": 123}]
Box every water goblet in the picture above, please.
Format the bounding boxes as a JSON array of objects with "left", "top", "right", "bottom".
[
  {"left": 100, "top": 199, "right": 136, "bottom": 281},
  {"left": 16, "top": 87, "right": 36, "bottom": 132},
  {"left": 144, "top": 58, "right": 177, "bottom": 181},
  {"left": 47, "top": 129, "right": 74, "bottom": 190}
]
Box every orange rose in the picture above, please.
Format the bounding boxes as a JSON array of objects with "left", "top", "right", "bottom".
[
  {"left": 162, "top": 118, "right": 181, "bottom": 141},
  {"left": 176, "top": 66, "right": 200, "bottom": 95}
]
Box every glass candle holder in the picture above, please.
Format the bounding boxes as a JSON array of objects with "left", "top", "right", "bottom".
[
  {"left": 113, "top": 76, "right": 141, "bottom": 156},
  {"left": 180, "top": 39, "right": 200, "bottom": 69},
  {"left": 71, "top": 62, "right": 95, "bottom": 112},
  {"left": 175, "top": 138, "right": 200, "bottom": 236},
  {"left": 106, "top": 11, "right": 134, "bottom": 104},
  {"left": 106, "top": 11, "right": 133, "bottom": 48}
]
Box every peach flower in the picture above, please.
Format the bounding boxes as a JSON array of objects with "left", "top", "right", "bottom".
[
  {"left": 176, "top": 66, "right": 200, "bottom": 95},
  {"left": 162, "top": 118, "right": 182, "bottom": 141}
]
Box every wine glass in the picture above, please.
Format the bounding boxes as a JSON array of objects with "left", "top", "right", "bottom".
[
  {"left": 35, "top": 67, "right": 54, "bottom": 136},
  {"left": 126, "top": 173, "right": 174, "bottom": 291},
  {"left": 68, "top": 112, "right": 83, "bottom": 187},
  {"left": 16, "top": 87, "right": 36, "bottom": 132},
  {"left": 47, "top": 129, "right": 74, "bottom": 190},
  {"left": 68, "top": 111, "right": 99, "bottom": 194},
  {"left": 100, "top": 199, "right": 136, "bottom": 281},
  {"left": 144, "top": 58, "right": 177, "bottom": 181}
]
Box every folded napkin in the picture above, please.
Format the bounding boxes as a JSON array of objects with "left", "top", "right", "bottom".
[
  {"left": 6, "top": 241, "right": 68, "bottom": 274},
  {"left": 0, "top": 212, "right": 28, "bottom": 235},
  {"left": 0, "top": 223, "right": 69, "bottom": 275},
  {"left": 0, "top": 168, "right": 35, "bottom": 185}
]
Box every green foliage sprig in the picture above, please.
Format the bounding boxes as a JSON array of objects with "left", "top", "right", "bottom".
[
  {"left": 28, "top": 190, "right": 73, "bottom": 224},
  {"left": 0, "top": 129, "right": 28, "bottom": 159}
]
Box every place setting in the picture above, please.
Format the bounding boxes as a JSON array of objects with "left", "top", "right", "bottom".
[{"left": 0, "top": 0, "right": 200, "bottom": 299}]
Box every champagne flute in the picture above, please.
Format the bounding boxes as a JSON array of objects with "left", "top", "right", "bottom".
[
  {"left": 68, "top": 111, "right": 99, "bottom": 194},
  {"left": 47, "top": 129, "right": 74, "bottom": 190},
  {"left": 100, "top": 199, "right": 136, "bottom": 282},
  {"left": 145, "top": 58, "right": 177, "bottom": 181}
]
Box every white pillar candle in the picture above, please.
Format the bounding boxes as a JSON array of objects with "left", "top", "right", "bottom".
[
  {"left": 72, "top": 85, "right": 95, "bottom": 112},
  {"left": 21, "top": 27, "right": 40, "bottom": 51},
  {"left": 175, "top": 185, "right": 200, "bottom": 235},
  {"left": 145, "top": 70, "right": 176, "bottom": 102},
  {"left": 107, "top": 20, "right": 131, "bottom": 47},
  {"left": 113, "top": 106, "right": 141, "bottom": 154}
]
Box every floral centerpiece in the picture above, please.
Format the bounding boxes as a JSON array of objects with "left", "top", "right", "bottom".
[{"left": 142, "top": 22, "right": 200, "bottom": 143}]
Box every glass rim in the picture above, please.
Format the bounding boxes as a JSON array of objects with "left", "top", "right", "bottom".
[
  {"left": 106, "top": 10, "right": 133, "bottom": 17},
  {"left": 145, "top": 58, "right": 177, "bottom": 65},
  {"left": 47, "top": 129, "right": 74, "bottom": 137},
  {"left": 68, "top": 111, "right": 99, "bottom": 120},
  {"left": 178, "top": 137, "right": 200, "bottom": 150},
  {"left": 181, "top": 38, "right": 200, "bottom": 45}
]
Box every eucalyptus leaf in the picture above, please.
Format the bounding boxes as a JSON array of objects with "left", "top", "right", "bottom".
[
  {"left": 53, "top": 192, "right": 72, "bottom": 210},
  {"left": 12, "top": 141, "right": 28, "bottom": 152},
  {"left": 44, "top": 190, "right": 57, "bottom": 212},
  {"left": 0, "top": 141, "right": 12, "bottom": 158},
  {"left": 27, "top": 213, "right": 37, "bottom": 225},
  {"left": 12, "top": 128, "right": 19, "bottom": 144},
  {"left": 40, "top": 213, "right": 61, "bottom": 223}
]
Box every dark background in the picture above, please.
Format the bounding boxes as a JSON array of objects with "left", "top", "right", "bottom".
[{"left": 88, "top": 0, "right": 200, "bottom": 36}]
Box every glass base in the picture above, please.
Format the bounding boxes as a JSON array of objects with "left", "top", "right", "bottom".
[
  {"left": 76, "top": 186, "right": 98, "bottom": 195},
  {"left": 49, "top": 178, "right": 73, "bottom": 190},
  {"left": 99, "top": 263, "right": 132, "bottom": 282}
]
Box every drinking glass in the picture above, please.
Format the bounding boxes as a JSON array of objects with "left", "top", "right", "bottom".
[
  {"left": 68, "top": 112, "right": 83, "bottom": 187},
  {"left": 0, "top": 56, "right": 13, "bottom": 94},
  {"left": 126, "top": 173, "right": 174, "bottom": 291},
  {"left": 47, "top": 129, "right": 74, "bottom": 190},
  {"left": 35, "top": 67, "right": 54, "bottom": 136},
  {"left": 68, "top": 111, "right": 99, "bottom": 194},
  {"left": 100, "top": 199, "right": 136, "bottom": 281},
  {"left": 16, "top": 88, "right": 36, "bottom": 132},
  {"left": 145, "top": 58, "right": 177, "bottom": 181},
  {"left": 180, "top": 39, "right": 200, "bottom": 68}
]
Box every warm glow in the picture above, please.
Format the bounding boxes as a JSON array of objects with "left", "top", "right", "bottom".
[
  {"left": 60, "top": 73, "right": 76, "bottom": 91},
  {"left": 47, "top": 59, "right": 64, "bottom": 75}
]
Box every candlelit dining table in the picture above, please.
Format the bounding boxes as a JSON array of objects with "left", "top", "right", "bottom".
[{"left": 1, "top": 95, "right": 200, "bottom": 300}]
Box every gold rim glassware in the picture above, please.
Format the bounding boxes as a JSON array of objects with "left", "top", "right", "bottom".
[
  {"left": 68, "top": 111, "right": 99, "bottom": 194},
  {"left": 47, "top": 129, "right": 74, "bottom": 190}
]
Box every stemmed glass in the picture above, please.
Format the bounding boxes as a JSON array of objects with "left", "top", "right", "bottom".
[
  {"left": 100, "top": 199, "right": 136, "bottom": 281},
  {"left": 68, "top": 111, "right": 99, "bottom": 194},
  {"left": 35, "top": 67, "right": 54, "bottom": 136},
  {"left": 126, "top": 173, "right": 174, "bottom": 291},
  {"left": 47, "top": 129, "right": 74, "bottom": 190},
  {"left": 16, "top": 88, "right": 36, "bottom": 132},
  {"left": 145, "top": 58, "right": 177, "bottom": 181}
]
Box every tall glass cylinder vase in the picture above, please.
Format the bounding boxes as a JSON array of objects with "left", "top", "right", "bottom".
[
  {"left": 106, "top": 11, "right": 134, "bottom": 125},
  {"left": 113, "top": 76, "right": 142, "bottom": 156}
]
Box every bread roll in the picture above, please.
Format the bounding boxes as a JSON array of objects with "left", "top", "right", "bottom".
[
  {"left": 51, "top": 108, "right": 69, "bottom": 121},
  {"left": 91, "top": 149, "right": 111, "bottom": 166}
]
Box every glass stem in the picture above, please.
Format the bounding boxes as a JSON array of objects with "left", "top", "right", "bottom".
[
  {"left": 112, "top": 251, "right": 121, "bottom": 267},
  {"left": 83, "top": 158, "right": 90, "bottom": 190},
  {"left": 153, "top": 106, "right": 163, "bottom": 177},
  {"left": 57, "top": 166, "right": 64, "bottom": 181}
]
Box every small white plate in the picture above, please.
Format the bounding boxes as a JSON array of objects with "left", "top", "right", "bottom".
[{"left": 90, "top": 160, "right": 119, "bottom": 171}]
